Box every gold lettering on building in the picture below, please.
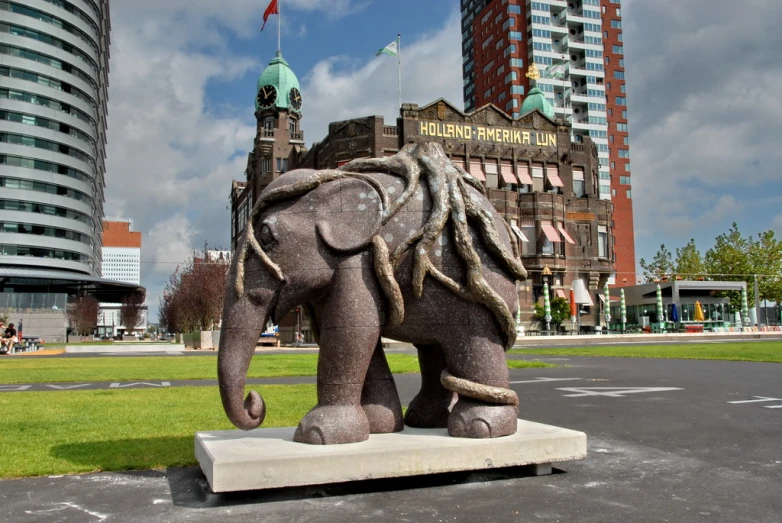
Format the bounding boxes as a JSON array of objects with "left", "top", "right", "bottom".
[{"left": 415, "top": 121, "right": 556, "bottom": 148}]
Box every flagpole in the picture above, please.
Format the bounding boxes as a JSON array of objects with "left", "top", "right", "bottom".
[
  {"left": 397, "top": 34, "right": 402, "bottom": 110},
  {"left": 277, "top": 0, "right": 281, "bottom": 53}
]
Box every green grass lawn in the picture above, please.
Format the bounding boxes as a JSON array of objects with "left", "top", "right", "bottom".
[
  {"left": 510, "top": 341, "right": 782, "bottom": 363},
  {"left": 0, "top": 385, "right": 315, "bottom": 478},
  {"left": 0, "top": 353, "right": 552, "bottom": 384}
]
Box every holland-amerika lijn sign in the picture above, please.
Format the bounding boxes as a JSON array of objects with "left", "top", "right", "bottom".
[{"left": 418, "top": 121, "right": 557, "bottom": 147}]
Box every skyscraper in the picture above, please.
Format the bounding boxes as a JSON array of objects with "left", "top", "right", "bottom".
[
  {"left": 0, "top": 0, "right": 111, "bottom": 278},
  {"left": 461, "top": 0, "right": 635, "bottom": 284}
]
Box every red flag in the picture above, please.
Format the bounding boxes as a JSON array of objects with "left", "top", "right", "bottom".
[{"left": 262, "top": 0, "right": 278, "bottom": 31}]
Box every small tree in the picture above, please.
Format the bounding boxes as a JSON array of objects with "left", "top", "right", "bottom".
[
  {"left": 534, "top": 297, "right": 572, "bottom": 328},
  {"left": 675, "top": 239, "right": 706, "bottom": 280},
  {"left": 120, "top": 291, "right": 145, "bottom": 334},
  {"left": 639, "top": 244, "right": 674, "bottom": 282},
  {"left": 158, "top": 246, "right": 230, "bottom": 334},
  {"left": 67, "top": 294, "right": 99, "bottom": 336}
]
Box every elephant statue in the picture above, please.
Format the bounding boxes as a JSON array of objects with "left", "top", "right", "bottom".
[{"left": 218, "top": 142, "right": 528, "bottom": 444}]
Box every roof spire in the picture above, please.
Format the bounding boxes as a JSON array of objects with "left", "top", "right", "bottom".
[{"left": 525, "top": 63, "right": 541, "bottom": 85}]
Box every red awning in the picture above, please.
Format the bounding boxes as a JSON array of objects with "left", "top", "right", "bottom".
[
  {"left": 547, "top": 173, "right": 564, "bottom": 187},
  {"left": 558, "top": 225, "right": 576, "bottom": 244},
  {"left": 517, "top": 164, "right": 533, "bottom": 185},
  {"left": 469, "top": 162, "right": 485, "bottom": 181},
  {"left": 500, "top": 163, "right": 516, "bottom": 184},
  {"left": 556, "top": 289, "right": 567, "bottom": 299},
  {"left": 541, "top": 223, "right": 562, "bottom": 242}
]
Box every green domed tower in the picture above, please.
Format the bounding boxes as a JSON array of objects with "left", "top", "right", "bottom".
[
  {"left": 255, "top": 51, "right": 303, "bottom": 113},
  {"left": 519, "top": 63, "right": 555, "bottom": 120},
  {"left": 230, "top": 51, "right": 307, "bottom": 251}
]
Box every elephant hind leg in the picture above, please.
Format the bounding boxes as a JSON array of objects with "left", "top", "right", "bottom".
[
  {"left": 445, "top": 335, "right": 518, "bottom": 439},
  {"left": 361, "top": 341, "right": 404, "bottom": 434},
  {"left": 404, "top": 344, "right": 454, "bottom": 429}
]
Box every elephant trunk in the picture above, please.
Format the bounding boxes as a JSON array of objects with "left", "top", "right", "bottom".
[{"left": 217, "top": 297, "right": 270, "bottom": 430}]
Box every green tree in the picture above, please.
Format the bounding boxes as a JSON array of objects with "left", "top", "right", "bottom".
[
  {"left": 675, "top": 239, "right": 706, "bottom": 279},
  {"left": 748, "top": 230, "right": 782, "bottom": 303},
  {"left": 705, "top": 223, "right": 751, "bottom": 282},
  {"left": 639, "top": 244, "right": 674, "bottom": 282},
  {"left": 533, "top": 297, "right": 572, "bottom": 328}
]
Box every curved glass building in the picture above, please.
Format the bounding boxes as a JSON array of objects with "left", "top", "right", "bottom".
[{"left": 0, "top": 0, "right": 110, "bottom": 277}]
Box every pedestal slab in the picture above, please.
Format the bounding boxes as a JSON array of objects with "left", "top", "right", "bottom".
[{"left": 195, "top": 419, "right": 587, "bottom": 493}]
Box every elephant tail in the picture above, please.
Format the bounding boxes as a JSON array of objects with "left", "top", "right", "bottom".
[{"left": 440, "top": 370, "right": 519, "bottom": 406}]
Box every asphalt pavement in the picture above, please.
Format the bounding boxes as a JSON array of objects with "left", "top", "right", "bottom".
[{"left": 1, "top": 355, "right": 780, "bottom": 522}]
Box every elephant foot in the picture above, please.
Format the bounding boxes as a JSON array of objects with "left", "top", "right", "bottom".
[
  {"left": 404, "top": 392, "right": 453, "bottom": 429},
  {"left": 294, "top": 405, "right": 370, "bottom": 445},
  {"left": 447, "top": 398, "right": 518, "bottom": 439},
  {"left": 362, "top": 403, "right": 404, "bottom": 434}
]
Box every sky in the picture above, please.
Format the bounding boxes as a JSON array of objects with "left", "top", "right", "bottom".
[{"left": 104, "top": 0, "right": 782, "bottom": 320}]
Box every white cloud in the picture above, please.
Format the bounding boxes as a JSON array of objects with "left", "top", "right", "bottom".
[{"left": 300, "top": 11, "right": 463, "bottom": 146}]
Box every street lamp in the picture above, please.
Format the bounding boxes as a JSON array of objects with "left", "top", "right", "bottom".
[{"left": 542, "top": 265, "right": 552, "bottom": 334}]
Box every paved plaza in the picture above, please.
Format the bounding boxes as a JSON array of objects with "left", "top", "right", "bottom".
[{"left": 1, "top": 354, "right": 780, "bottom": 522}]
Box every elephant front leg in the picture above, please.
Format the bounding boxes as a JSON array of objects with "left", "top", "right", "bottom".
[
  {"left": 361, "top": 341, "right": 403, "bottom": 434},
  {"left": 293, "top": 327, "right": 378, "bottom": 445}
]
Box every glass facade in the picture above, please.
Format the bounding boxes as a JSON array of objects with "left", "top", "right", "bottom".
[{"left": 0, "top": 0, "right": 110, "bottom": 276}]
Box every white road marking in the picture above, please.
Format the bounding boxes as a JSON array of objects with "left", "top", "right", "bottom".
[
  {"left": 557, "top": 387, "right": 683, "bottom": 398},
  {"left": 45, "top": 384, "right": 91, "bottom": 390},
  {"left": 763, "top": 405, "right": 782, "bottom": 409},
  {"left": 109, "top": 382, "right": 171, "bottom": 388},
  {"left": 0, "top": 385, "right": 31, "bottom": 391},
  {"left": 728, "top": 396, "right": 782, "bottom": 404},
  {"left": 509, "top": 377, "right": 582, "bottom": 384}
]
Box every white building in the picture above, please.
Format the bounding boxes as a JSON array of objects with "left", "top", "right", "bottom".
[{"left": 99, "top": 219, "right": 147, "bottom": 337}]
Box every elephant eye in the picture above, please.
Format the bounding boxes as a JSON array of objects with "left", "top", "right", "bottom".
[{"left": 259, "top": 224, "right": 277, "bottom": 250}]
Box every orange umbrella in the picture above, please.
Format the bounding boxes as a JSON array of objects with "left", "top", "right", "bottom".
[
  {"left": 694, "top": 301, "right": 705, "bottom": 322},
  {"left": 569, "top": 289, "right": 577, "bottom": 319}
]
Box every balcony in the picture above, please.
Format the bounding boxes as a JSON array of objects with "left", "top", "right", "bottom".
[{"left": 290, "top": 130, "right": 304, "bottom": 141}]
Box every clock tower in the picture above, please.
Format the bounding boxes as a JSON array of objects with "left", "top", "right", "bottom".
[{"left": 230, "top": 51, "right": 306, "bottom": 249}]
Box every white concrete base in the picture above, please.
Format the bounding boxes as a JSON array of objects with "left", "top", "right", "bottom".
[{"left": 195, "top": 419, "right": 586, "bottom": 493}]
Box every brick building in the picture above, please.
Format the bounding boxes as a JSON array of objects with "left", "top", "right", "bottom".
[
  {"left": 231, "top": 55, "right": 615, "bottom": 331},
  {"left": 295, "top": 96, "right": 614, "bottom": 329},
  {"left": 460, "top": 0, "right": 635, "bottom": 285}
]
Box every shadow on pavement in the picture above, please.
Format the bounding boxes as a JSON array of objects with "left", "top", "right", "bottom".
[{"left": 159, "top": 465, "right": 566, "bottom": 509}]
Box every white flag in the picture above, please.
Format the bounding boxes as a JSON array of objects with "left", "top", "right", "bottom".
[{"left": 377, "top": 40, "right": 398, "bottom": 57}]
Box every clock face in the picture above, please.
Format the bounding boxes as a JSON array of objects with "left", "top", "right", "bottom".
[
  {"left": 257, "top": 85, "right": 277, "bottom": 109},
  {"left": 289, "top": 87, "right": 302, "bottom": 111}
]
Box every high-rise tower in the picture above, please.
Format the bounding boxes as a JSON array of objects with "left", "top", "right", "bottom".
[
  {"left": 0, "top": 0, "right": 111, "bottom": 277},
  {"left": 461, "top": 0, "right": 635, "bottom": 284}
]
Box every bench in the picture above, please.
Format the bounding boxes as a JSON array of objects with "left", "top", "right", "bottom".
[{"left": 257, "top": 335, "right": 280, "bottom": 348}]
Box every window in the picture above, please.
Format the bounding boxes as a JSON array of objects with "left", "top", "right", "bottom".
[
  {"left": 510, "top": 57, "right": 524, "bottom": 68},
  {"left": 616, "top": 96, "right": 627, "bottom": 105},
  {"left": 495, "top": 38, "right": 504, "bottom": 50},
  {"left": 613, "top": 45, "right": 623, "bottom": 54},
  {"left": 614, "top": 71, "right": 625, "bottom": 80},
  {"left": 626, "top": 189, "right": 632, "bottom": 199},
  {"left": 573, "top": 167, "right": 585, "bottom": 197},
  {"left": 619, "top": 176, "right": 631, "bottom": 185},
  {"left": 616, "top": 123, "right": 628, "bottom": 132},
  {"left": 504, "top": 44, "right": 517, "bottom": 57},
  {"left": 617, "top": 32, "right": 623, "bottom": 42},
  {"left": 521, "top": 221, "right": 536, "bottom": 256},
  {"left": 611, "top": 20, "right": 622, "bottom": 29},
  {"left": 598, "top": 225, "right": 608, "bottom": 258},
  {"left": 511, "top": 85, "right": 525, "bottom": 95},
  {"left": 618, "top": 149, "right": 630, "bottom": 158},
  {"left": 508, "top": 5, "right": 521, "bottom": 14},
  {"left": 623, "top": 136, "right": 629, "bottom": 145},
  {"left": 509, "top": 31, "right": 522, "bottom": 41},
  {"left": 504, "top": 71, "right": 517, "bottom": 84},
  {"left": 502, "top": 18, "right": 515, "bottom": 30}
]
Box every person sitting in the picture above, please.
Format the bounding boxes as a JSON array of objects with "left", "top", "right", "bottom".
[{"left": 3, "top": 323, "right": 18, "bottom": 350}]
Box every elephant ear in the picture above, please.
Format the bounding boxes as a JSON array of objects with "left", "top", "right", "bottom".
[{"left": 317, "top": 178, "right": 383, "bottom": 253}]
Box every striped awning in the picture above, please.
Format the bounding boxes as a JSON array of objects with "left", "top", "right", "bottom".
[
  {"left": 517, "top": 164, "right": 533, "bottom": 185},
  {"left": 541, "top": 223, "right": 562, "bottom": 242},
  {"left": 558, "top": 225, "right": 576, "bottom": 244},
  {"left": 500, "top": 162, "right": 516, "bottom": 184},
  {"left": 469, "top": 162, "right": 485, "bottom": 181}
]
